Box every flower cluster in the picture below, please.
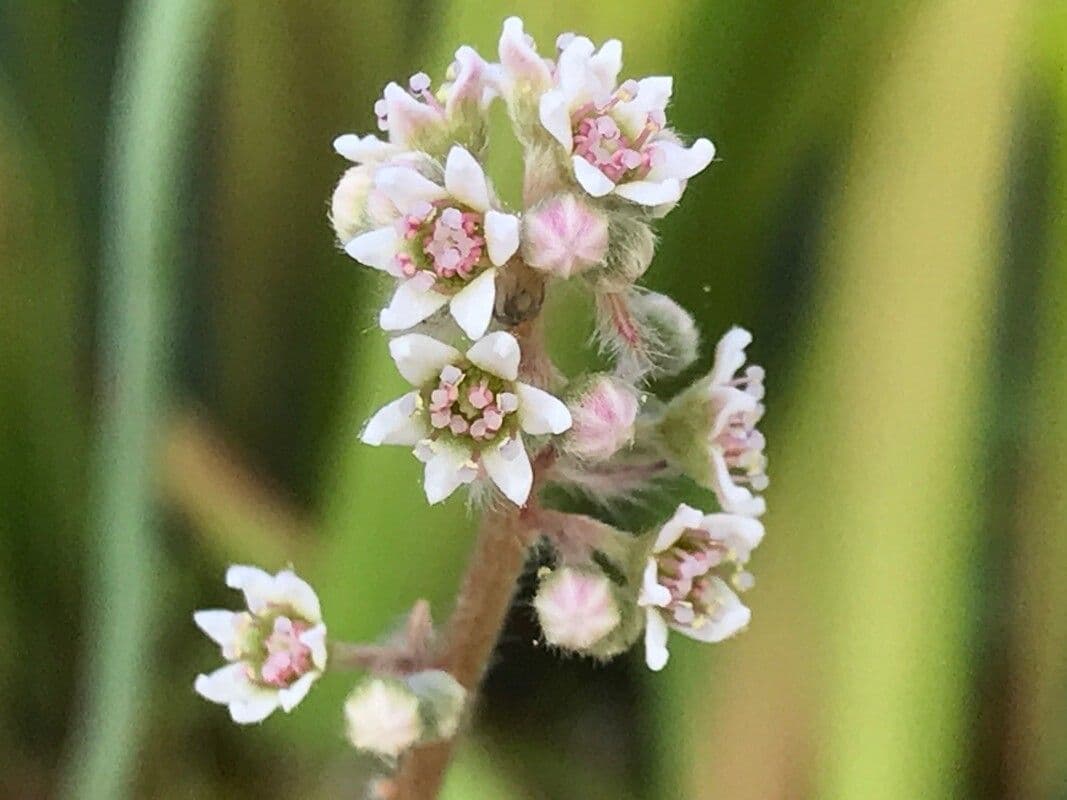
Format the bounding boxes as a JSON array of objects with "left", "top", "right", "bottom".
[{"left": 196, "top": 16, "right": 769, "bottom": 788}]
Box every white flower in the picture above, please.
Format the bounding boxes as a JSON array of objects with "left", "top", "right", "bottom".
[
  {"left": 639, "top": 504, "right": 764, "bottom": 671},
  {"left": 194, "top": 566, "right": 327, "bottom": 724},
  {"left": 360, "top": 331, "right": 572, "bottom": 506},
  {"left": 657, "top": 326, "right": 767, "bottom": 515},
  {"left": 534, "top": 33, "right": 715, "bottom": 206},
  {"left": 344, "top": 678, "right": 424, "bottom": 760},
  {"left": 344, "top": 146, "right": 520, "bottom": 339},
  {"left": 334, "top": 46, "right": 494, "bottom": 162}
]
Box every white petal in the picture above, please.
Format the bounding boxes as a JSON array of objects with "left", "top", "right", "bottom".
[
  {"left": 644, "top": 610, "right": 670, "bottom": 671},
  {"left": 589, "top": 39, "right": 623, "bottom": 101},
  {"left": 708, "top": 326, "right": 753, "bottom": 387},
  {"left": 675, "top": 578, "right": 750, "bottom": 642},
  {"left": 639, "top": 559, "right": 672, "bottom": 607},
  {"left": 516, "top": 382, "right": 572, "bottom": 435},
  {"left": 380, "top": 282, "right": 449, "bottom": 331},
  {"left": 277, "top": 672, "right": 319, "bottom": 712},
  {"left": 484, "top": 211, "right": 520, "bottom": 266},
  {"left": 637, "top": 76, "right": 673, "bottom": 109},
  {"left": 613, "top": 76, "right": 674, "bottom": 134},
  {"left": 481, "top": 437, "right": 533, "bottom": 506},
  {"left": 389, "top": 334, "right": 462, "bottom": 386},
  {"left": 374, "top": 165, "right": 447, "bottom": 211},
  {"left": 299, "top": 624, "right": 329, "bottom": 670},
  {"left": 362, "top": 392, "right": 427, "bottom": 446},
  {"left": 229, "top": 690, "right": 281, "bottom": 725},
  {"left": 194, "top": 663, "right": 248, "bottom": 705},
  {"left": 572, "top": 156, "right": 616, "bottom": 197},
  {"left": 226, "top": 565, "right": 274, "bottom": 614},
  {"left": 702, "top": 513, "right": 765, "bottom": 563},
  {"left": 653, "top": 503, "right": 705, "bottom": 552},
  {"left": 465, "top": 331, "right": 520, "bottom": 380},
  {"left": 449, "top": 269, "right": 496, "bottom": 339},
  {"left": 332, "top": 133, "right": 396, "bottom": 164},
  {"left": 539, "top": 90, "right": 573, "bottom": 149},
  {"left": 710, "top": 450, "right": 766, "bottom": 516},
  {"left": 193, "top": 610, "right": 239, "bottom": 650},
  {"left": 557, "top": 36, "right": 596, "bottom": 103},
  {"left": 648, "top": 137, "right": 715, "bottom": 181},
  {"left": 444, "top": 146, "right": 491, "bottom": 212},
  {"left": 345, "top": 227, "right": 401, "bottom": 271},
  {"left": 270, "top": 570, "right": 322, "bottom": 623},
  {"left": 613, "top": 178, "right": 682, "bottom": 206},
  {"left": 423, "top": 444, "right": 475, "bottom": 504}
]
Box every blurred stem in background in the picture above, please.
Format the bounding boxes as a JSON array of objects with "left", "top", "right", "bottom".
[{"left": 59, "top": 2, "right": 216, "bottom": 798}]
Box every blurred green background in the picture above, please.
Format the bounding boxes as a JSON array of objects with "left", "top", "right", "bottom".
[{"left": 2, "top": 0, "right": 1065, "bottom": 798}]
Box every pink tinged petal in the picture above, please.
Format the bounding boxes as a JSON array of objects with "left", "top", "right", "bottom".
[
  {"left": 613, "top": 178, "right": 682, "bottom": 206},
  {"left": 389, "top": 334, "right": 462, "bottom": 386},
  {"left": 644, "top": 609, "right": 670, "bottom": 671},
  {"left": 702, "top": 513, "right": 766, "bottom": 563},
  {"left": 647, "top": 137, "right": 716, "bottom": 182},
  {"left": 422, "top": 445, "right": 476, "bottom": 504},
  {"left": 538, "top": 90, "right": 574, "bottom": 149},
  {"left": 277, "top": 672, "right": 318, "bottom": 712},
  {"left": 484, "top": 211, "right": 520, "bottom": 266},
  {"left": 448, "top": 268, "right": 496, "bottom": 339},
  {"left": 299, "top": 623, "right": 329, "bottom": 670},
  {"left": 226, "top": 565, "right": 275, "bottom": 614},
  {"left": 481, "top": 436, "right": 533, "bottom": 506},
  {"left": 572, "top": 156, "right": 616, "bottom": 197},
  {"left": 675, "top": 578, "right": 751, "bottom": 642},
  {"left": 640, "top": 559, "right": 672, "bottom": 607},
  {"left": 194, "top": 663, "right": 249, "bottom": 706},
  {"left": 382, "top": 82, "right": 441, "bottom": 146},
  {"left": 345, "top": 226, "right": 401, "bottom": 270},
  {"left": 374, "top": 165, "right": 447, "bottom": 211},
  {"left": 362, "top": 392, "right": 427, "bottom": 447},
  {"left": 445, "top": 46, "right": 488, "bottom": 114},
  {"left": 270, "top": 570, "right": 322, "bottom": 623},
  {"left": 465, "top": 331, "right": 520, "bottom": 380},
  {"left": 444, "top": 146, "right": 491, "bottom": 212},
  {"left": 193, "top": 610, "right": 239, "bottom": 650},
  {"left": 332, "top": 133, "right": 396, "bottom": 164},
  {"left": 499, "top": 17, "right": 552, "bottom": 89},
  {"left": 709, "top": 326, "right": 753, "bottom": 387},
  {"left": 515, "top": 382, "right": 572, "bottom": 435},
  {"left": 711, "top": 451, "right": 767, "bottom": 517},
  {"left": 654, "top": 503, "right": 706, "bottom": 552},
  {"left": 379, "top": 282, "right": 450, "bottom": 331}
]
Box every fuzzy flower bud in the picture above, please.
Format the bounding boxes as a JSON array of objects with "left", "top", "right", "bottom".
[
  {"left": 563, "top": 375, "right": 639, "bottom": 461},
  {"left": 628, "top": 290, "right": 699, "bottom": 379},
  {"left": 534, "top": 567, "right": 621, "bottom": 651},
  {"left": 405, "top": 669, "right": 467, "bottom": 740},
  {"left": 330, "top": 165, "right": 375, "bottom": 244},
  {"left": 522, "top": 193, "right": 609, "bottom": 278},
  {"left": 345, "top": 678, "right": 424, "bottom": 759}
]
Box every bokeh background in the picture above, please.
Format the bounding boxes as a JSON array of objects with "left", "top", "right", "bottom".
[{"left": 2, "top": 1, "right": 1065, "bottom": 798}]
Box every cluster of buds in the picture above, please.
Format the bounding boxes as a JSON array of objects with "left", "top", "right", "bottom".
[{"left": 196, "top": 16, "right": 769, "bottom": 786}]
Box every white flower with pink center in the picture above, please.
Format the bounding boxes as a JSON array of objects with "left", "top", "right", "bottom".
[
  {"left": 193, "top": 565, "right": 327, "bottom": 724},
  {"left": 532, "top": 32, "right": 715, "bottom": 206},
  {"left": 704, "top": 327, "right": 768, "bottom": 516},
  {"left": 639, "top": 504, "right": 764, "bottom": 671},
  {"left": 345, "top": 146, "right": 520, "bottom": 339},
  {"left": 360, "top": 331, "right": 572, "bottom": 506}
]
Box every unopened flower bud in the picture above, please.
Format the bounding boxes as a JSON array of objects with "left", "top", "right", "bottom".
[
  {"left": 344, "top": 678, "right": 424, "bottom": 760},
  {"left": 534, "top": 567, "right": 621, "bottom": 651},
  {"left": 563, "top": 375, "right": 639, "bottom": 461},
  {"left": 405, "top": 669, "right": 467, "bottom": 739},
  {"left": 523, "top": 193, "right": 609, "bottom": 278},
  {"left": 628, "top": 291, "right": 699, "bottom": 379}
]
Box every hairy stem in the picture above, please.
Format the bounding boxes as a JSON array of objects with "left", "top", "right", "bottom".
[{"left": 392, "top": 505, "right": 533, "bottom": 799}]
